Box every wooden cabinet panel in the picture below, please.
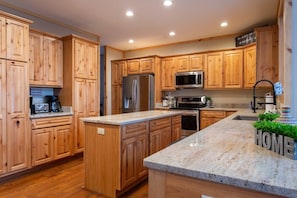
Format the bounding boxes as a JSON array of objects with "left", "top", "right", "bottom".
[
  {"left": 86, "top": 79, "right": 98, "bottom": 116},
  {"left": 255, "top": 25, "right": 278, "bottom": 84},
  {"left": 149, "top": 130, "right": 162, "bottom": 155},
  {"left": 7, "top": 117, "right": 30, "bottom": 172},
  {"left": 172, "top": 115, "right": 181, "bottom": 142},
  {"left": 32, "top": 128, "right": 54, "bottom": 166},
  {"left": 150, "top": 117, "right": 171, "bottom": 131},
  {"left": 244, "top": 45, "right": 256, "bottom": 88},
  {"left": 136, "top": 133, "right": 149, "bottom": 178},
  {"left": 161, "top": 57, "right": 176, "bottom": 90},
  {"left": 74, "top": 78, "right": 87, "bottom": 115},
  {"left": 54, "top": 125, "right": 72, "bottom": 160},
  {"left": 0, "top": 16, "right": 6, "bottom": 59},
  {"left": 200, "top": 110, "right": 227, "bottom": 130},
  {"left": 122, "top": 122, "right": 148, "bottom": 139},
  {"left": 111, "top": 85, "right": 122, "bottom": 114},
  {"left": 86, "top": 43, "right": 98, "bottom": 79},
  {"left": 111, "top": 60, "right": 126, "bottom": 85},
  {"left": 223, "top": 50, "right": 243, "bottom": 88},
  {"left": 127, "top": 59, "right": 140, "bottom": 75},
  {"left": 0, "top": 60, "right": 6, "bottom": 174},
  {"left": 190, "top": 54, "right": 204, "bottom": 71},
  {"left": 205, "top": 52, "right": 223, "bottom": 89},
  {"left": 43, "top": 36, "right": 63, "bottom": 87},
  {"left": 31, "top": 116, "right": 72, "bottom": 129},
  {"left": 29, "top": 31, "right": 43, "bottom": 85},
  {"left": 140, "top": 58, "right": 154, "bottom": 73},
  {"left": 74, "top": 38, "right": 87, "bottom": 78},
  {"left": 6, "top": 19, "right": 29, "bottom": 62},
  {"left": 175, "top": 56, "right": 189, "bottom": 72}
]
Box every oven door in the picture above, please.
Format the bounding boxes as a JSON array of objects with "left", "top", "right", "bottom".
[{"left": 181, "top": 111, "right": 199, "bottom": 137}]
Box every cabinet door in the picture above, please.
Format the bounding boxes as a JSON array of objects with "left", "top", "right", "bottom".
[
  {"left": 205, "top": 52, "right": 223, "bottom": 89},
  {"left": 244, "top": 45, "right": 256, "bottom": 88},
  {"left": 161, "top": 126, "right": 172, "bottom": 149},
  {"left": 190, "top": 54, "right": 204, "bottom": 71},
  {"left": 32, "top": 128, "right": 54, "bottom": 166},
  {"left": 121, "top": 137, "right": 137, "bottom": 188},
  {"left": 74, "top": 79, "right": 87, "bottom": 153},
  {"left": 6, "top": 19, "right": 29, "bottom": 62},
  {"left": 86, "top": 79, "right": 98, "bottom": 117},
  {"left": 112, "top": 85, "right": 122, "bottom": 115},
  {"left": 223, "top": 50, "right": 243, "bottom": 88},
  {"left": 29, "top": 31, "right": 43, "bottom": 85},
  {"left": 54, "top": 125, "right": 72, "bottom": 160},
  {"left": 136, "top": 133, "right": 149, "bottom": 178},
  {"left": 150, "top": 130, "right": 162, "bottom": 155},
  {"left": 175, "top": 56, "right": 189, "bottom": 72},
  {"left": 255, "top": 25, "right": 278, "bottom": 84},
  {"left": 111, "top": 61, "right": 125, "bottom": 85},
  {"left": 0, "top": 60, "right": 6, "bottom": 174},
  {"left": 44, "top": 36, "right": 63, "bottom": 87},
  {"left": 86, "top": 43, "right": 98, "bottom": 79},
  {"left": 0, "top": 16, "right": 6, "bottom": 59},
  {"left": 74, "top": 39, "right": 87, "bottom": 78},
  {"left": 172, "top": 115, "right": 182, "bottom": 142},
  {"left": 127, "top": 59, "right": 140, "bottom": 75},
  {"left": 7, "top": 117, "right": 30, "bottom": 172},
  {"left": 161, "top": 58, "right": 176, "bottom": 90},
  {"left": 140, "top": 58, "right": 154, "bottom": 73}
]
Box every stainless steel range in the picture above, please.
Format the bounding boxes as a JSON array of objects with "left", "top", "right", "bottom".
[{"left": 170, "top": 96, "right": 206, "bottom": 137}]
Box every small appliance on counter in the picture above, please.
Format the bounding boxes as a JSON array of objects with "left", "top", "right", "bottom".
[
  {"left": 31, "top": 103, "right": 50, "bottom": 114},
  {"left": 44, "top": 95, "right": 63, "bottom": 112}
]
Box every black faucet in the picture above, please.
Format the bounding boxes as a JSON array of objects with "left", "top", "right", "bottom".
[{"left": 251, "top": 79, "right": 276, "bottom": 113}]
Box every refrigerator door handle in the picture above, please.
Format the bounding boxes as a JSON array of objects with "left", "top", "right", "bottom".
[
  {"left": 132, "top": 79, "right": 136, "bottom": 111},
  {"left": 134, "top": 80, "right": 138, "bottom": 110}
]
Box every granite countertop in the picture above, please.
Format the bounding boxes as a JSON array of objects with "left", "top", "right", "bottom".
[
  {"left": 30, "top": 106, "right": 73, "bottom": 119},
  {"left": 144, "top": 109, "right": 297, "bottom": 197},
  {"left": 81, "top": 110, "right": 182, "bottom": 125}
]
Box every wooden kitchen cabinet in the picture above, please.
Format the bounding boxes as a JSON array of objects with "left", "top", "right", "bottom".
[
  {"left": 121, "top": 122, "right": 149, "bottom": 188},
  {"left": 111, "top": 60, "right": 126, "bottom": 114},
  {"left": 200, "top": 110, "right": 226, "bottom": 130},
  {"left": 60, "top": 35, "right": 99, "bottom": 154},
  {"left": 255, "top": 25, "right": 278, "bottom": 84},
  {"left": 149, "top": 117, "right": 172, "bottom": 154},
  {"left": 171, "top": 115, "right": 182, "bottom": 142},
  {"left": 161, "top": 57, "right": 176, "bottom": 90},
  {"left": 6, "top": 60, "right": 30, "bottom": 172},
  {"left": 223, "top": 49, "right": 243, "bottom": 88},
  {"left": 190, "top": 54, "right": 204, "bottom": 71},
  {"left": 243, "top": 44, "right": 256, "bottom": 88},
  {"left": 175, "top": 55, "right": 189, "bottom": 72},
  {"left": 204, "top": 52, "right": 223, "bottom": 89},
  {"left": 0, "top": 60, "right": 6, "bottom": 174},
  {"left": 111, "top": 60, "right": 126, "bottom": 85},
  {"left": 127, "top": 59, "right": 140, "bottom": 75},
  {"left": 31, "top": 116, "right": 73, "bottom": 166},
  {"left": 111, "top": 85, "right": 122, "bottom": 114},
  {"left": 140, "top": 57, "right": 154, "bottom": 73},
  {"left": 29, "top": 30, "right": 63, "bottom": 87}
]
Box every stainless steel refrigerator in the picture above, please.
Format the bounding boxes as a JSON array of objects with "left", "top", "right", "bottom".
[{"left": 122, "top": 74, "right": 154, "bottom": 113}]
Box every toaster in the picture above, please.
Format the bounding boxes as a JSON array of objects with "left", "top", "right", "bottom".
[{"left": 32, "top": 103, "right": 49, "bottom": 114}]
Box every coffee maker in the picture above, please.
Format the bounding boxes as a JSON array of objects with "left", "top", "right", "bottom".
[{"left": 44, "top": 95, "right": 63, "bottom": 112}]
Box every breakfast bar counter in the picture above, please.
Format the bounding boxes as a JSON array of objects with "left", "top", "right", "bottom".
[{"left": 144, "top": 109, "right": 297, "bottom": 197}]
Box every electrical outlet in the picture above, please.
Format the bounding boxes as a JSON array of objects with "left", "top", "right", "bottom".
[{"left": 97, "top": 128, "right": 105, "bottom": 135}]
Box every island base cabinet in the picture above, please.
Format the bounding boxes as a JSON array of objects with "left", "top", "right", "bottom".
[{"left": 148, "top": 169, "right": 282, "bottom": 198}]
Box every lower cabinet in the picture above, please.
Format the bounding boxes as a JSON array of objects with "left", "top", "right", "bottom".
[
  {"left": 31, "top": 116, "right": 73, "bottom": 166},
  {"left": 149, "top": 117, "right": 172, "bottom": 155},
  {"left": 200, "top": 110, "right": 236, "bottom": 130},
  {"left": 121, "top": 122, "right": 149, "bottom": 188},
  {"left": 171, "top": 115, "right": 182, "bottom": 142}
]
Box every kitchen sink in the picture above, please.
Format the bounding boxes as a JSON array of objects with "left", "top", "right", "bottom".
[{"left": 232, "top": 115, "right": 258, "bottom": 121}]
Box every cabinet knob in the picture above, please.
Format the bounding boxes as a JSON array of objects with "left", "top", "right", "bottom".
[{"left": 16, "top": 120, "right": 20, "bottom": 125}]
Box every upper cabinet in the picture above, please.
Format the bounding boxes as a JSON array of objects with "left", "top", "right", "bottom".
[
  {"left": 0, "top": 14, "right": 31, "bottom": 62},
  {"left": 204, "top": 52, "right": 223, "bottom": 89},
  {"left": 29, "top": 30, "right": 63, "bottom": 87},
  {"left": 223, "top": 49, "right": 243, "bottom": 88},
  {"left": 189, "top": 54, "right": 204, "bottom": 71},
  {"left": 127, "top": 59, "right": 140, "bottom": 75},
  {"left": 161, "top": 57, "right": 176, "bottom": 91},
  {"left": 127, "top": 57, "right": 155, "bottom": 75},
  {"left": 175, "top": 55, "right": 189, "bottom": 72},
  {"left": 244, "top": 44, "right": 256, "bottom": 88},
  {"left": 255, "top": 25, "right": 279, "bottom": 84}
]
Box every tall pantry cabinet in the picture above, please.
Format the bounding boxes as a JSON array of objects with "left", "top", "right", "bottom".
[
  {"left": 59, "top": 35, "right": 99, "bottom": 154},
  {"left": 0, "top": 11, "right": 32, "bottom": 175}
]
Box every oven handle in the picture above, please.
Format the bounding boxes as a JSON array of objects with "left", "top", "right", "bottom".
[{"left": 181, "top": 111, "right": 199, "bottom": 116}]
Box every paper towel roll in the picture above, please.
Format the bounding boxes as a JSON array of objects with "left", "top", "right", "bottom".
[{"left": 265, "top": 92, "right": 274, "bottom": 113}]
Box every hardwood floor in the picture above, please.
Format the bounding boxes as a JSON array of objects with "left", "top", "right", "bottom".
[{"left": 0, "top": 155, "right": 148, "bottom": 198}]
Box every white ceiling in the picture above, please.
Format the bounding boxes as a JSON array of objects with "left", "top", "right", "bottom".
[{"left": 0, "top": 0, "right": 279, "bottom": 51}]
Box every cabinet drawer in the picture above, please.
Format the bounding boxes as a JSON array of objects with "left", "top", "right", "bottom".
[
  {"left": 150, "top": 117, "right": 171, "bottom": 131},
  {"left": 200, "top": 110, "right": 226, "bottom": 118},
  {"left": 172, "top": 115, "right": 181, "bottom": 125},
  {"left": 32, "top": 116, "right": 72, "bottom": 129},
  {"left": 122, "top": 121, "right": 148, "bottom": 139}
]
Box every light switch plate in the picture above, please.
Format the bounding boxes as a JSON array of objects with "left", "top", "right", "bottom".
[{"left": 97, "top": 128, "right": 105, "bottom": 135}]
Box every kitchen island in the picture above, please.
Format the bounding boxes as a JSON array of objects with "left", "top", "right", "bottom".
[
  {"left": 144, "top": 109, "right": 297, "bottom": 197},
  {"left": 81, "top": 110, "right": 182, "bottom": 197}
]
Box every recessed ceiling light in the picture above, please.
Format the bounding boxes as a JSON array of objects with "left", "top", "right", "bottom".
[
  {"left": 126, "top": 10, "right": 134, "bottom": 17},
  {"left": 163, "top": 0, "right": 173, "bottom": 7},
  {"left": 128, "top": 39, "right": 134, "bottom": 43},
  {"left": 169, "top": 31, "right": 175, "bottom": 36},
  {"left": 220, "top": 22, "right": 228, "bottom": 27}
]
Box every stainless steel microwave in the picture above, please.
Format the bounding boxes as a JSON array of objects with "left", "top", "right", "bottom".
[{"left": 175, "top": 71, "right": 204, "bottom": 88}]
